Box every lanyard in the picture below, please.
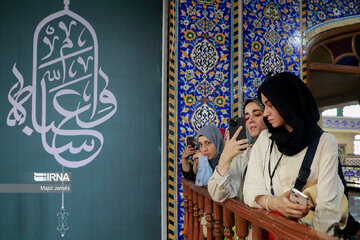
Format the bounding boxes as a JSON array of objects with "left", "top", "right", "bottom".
[{"left": 268, "top": 140, "right": 284, "bottom": 195}]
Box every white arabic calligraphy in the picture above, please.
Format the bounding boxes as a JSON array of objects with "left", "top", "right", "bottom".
[{"left": 7, "top": 0, "right": 117, "bottom": 169}]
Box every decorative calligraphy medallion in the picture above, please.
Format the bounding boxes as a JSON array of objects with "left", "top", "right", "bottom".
[
  {"left": 190, "top": 39, "right": 219, "bottom": 74},
  {"left": 260, "top": 51, "right": 285, "bottom": 75},
  {"left": 7, "top": 1, "right": 118, "bottom": 236},
  {"left": 190, "top": 103, "right": 219, "bottom": 131},
  {"left": 7, "top": 0, "right": 117, "bottom": 169}
]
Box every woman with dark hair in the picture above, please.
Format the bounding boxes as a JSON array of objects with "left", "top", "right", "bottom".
[
  {"left": 243, "top": 72, "right": 345, "bottom": 236},
  {"left": 208, "top": 98, "right": 266, "bottom": 202}
]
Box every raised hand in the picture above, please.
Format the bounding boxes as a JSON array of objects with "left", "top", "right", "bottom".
[
  {"left": 181, "top": 145, "right": 196, "bottom": 160},
  {"left": 181, "top": 145, "right": 196, "bottom": 173},
  {"left": 222, "top": 126, "right": 249, "bottom": 163},
  {"left": 217, "top": 126, "right": 249, "bottom": 176}
]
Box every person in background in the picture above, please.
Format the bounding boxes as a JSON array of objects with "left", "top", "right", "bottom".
[
  {"left": 208, "top": 98, "right": 266, "bottom": 202},
  {"left": 181, "top": 124, "right": 224, "bottom": 182},
  {"left": 243, "top": 72, "right": 344, "bottom": 236}
]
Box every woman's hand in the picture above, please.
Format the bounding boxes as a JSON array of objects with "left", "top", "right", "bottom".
[
  {"left": 193, "top": 158, "right": 198, "bottom": 175},
  {"left": 217, "top": 126, "right": 249, "bottom": 176},
  {"left": 222, "top": 127, "right": 249, "bottom": 162},
  {"left": 192, "top": 151, "right": 202, "bottom": 175},
  {"left": 181, "top": 145, "right": 196, "bottom": 159},
  {"left": 193, "top": 150, "right": 203, "bottom": 161},
  {"left": 268, "top": 191, "right": 310, "bottom": 219},
  {"left": 181, "top": 145, "right": 196, "bottom": 172}
]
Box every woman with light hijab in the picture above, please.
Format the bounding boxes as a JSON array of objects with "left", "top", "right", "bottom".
[
  {"left": 208, "top": 98, "right": 267, "bottom": 202},
  {"left": 181, "top": 124, "right": 224, "bottom": 185}
]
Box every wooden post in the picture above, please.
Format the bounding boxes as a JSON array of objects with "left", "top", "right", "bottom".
[
  {"left": 223, "top": 208, "right": 234, "bottom": 239},
  {"left": 235, "top": 215, "right": 248, "bottom": 240},
  {"left": 183, "top": 186, "right": 189, "bottom": 239},
  {"left": 192, "top": 191, "right": 199, "bottom": 240},
  {"left": 198, "top": 194, "right": 205, "bottom": 240},
  {"left": 204, "top": 197, "right": 213, "bottom": 240},
  {"left": 180, "top": 179, "right": 337, "bottom": 240},
  {"left": 252, "top": 223, "right": 268, "bottom": 240},
  {"left": 188, "top": 189, "right": 194, "bottom": 240},
  {"left": 213, "top": 202, "right": 223, "bottom": 240}
]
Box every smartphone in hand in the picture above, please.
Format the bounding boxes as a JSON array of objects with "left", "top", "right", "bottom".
[
  {"left": 228, "top": 117, "right": 247, "bottom": 141},
  {"left": 185, "top": 135, "right": 195, "bottom": 148},
  {"left": 289, "top": 188, "right": 309, "bottom": 206}
]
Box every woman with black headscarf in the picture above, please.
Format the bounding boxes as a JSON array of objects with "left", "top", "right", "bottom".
[{"left": 243, "top": 72, "right": 344, "bottom": 236}]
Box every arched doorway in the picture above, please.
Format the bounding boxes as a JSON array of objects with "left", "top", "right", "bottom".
[
  {"left": 306, "top": 23, "right": 360, "bottom": 222},
  {"left": 306, "top": 23, "right": 360, "bottom": 109}
]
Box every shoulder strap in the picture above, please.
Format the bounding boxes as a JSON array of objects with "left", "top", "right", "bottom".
[
  {"left": 337, "top": 158, "right": 348, "bottom": 198},
  {"left": 294, "top": 131, "right": 324, "bottom": 191}
]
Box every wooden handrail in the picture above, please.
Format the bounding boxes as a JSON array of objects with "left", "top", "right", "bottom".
[{"left": 181, "top": 178, "right": 337, "bottom": 240}]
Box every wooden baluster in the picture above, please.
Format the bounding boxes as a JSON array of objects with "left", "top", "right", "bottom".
[
  {"left": 192, "top": 191, "right": 199, "bottom": 240},
  {"left": 180, "top": 179, "right": 338, "bottom": 240},
  {"left": 223, "top": 208, "right": 234, "bottom": 239},
  {"left": 198, "top": 195, "right": 205, "bottom": 240},
  {"left": 204, "top": 197, "right": 213, "bottom": 240},
  {"left": 183, "top": 186, "right": 189, "bottom": 239},
  {"left": 213, "top": 202, "right": 223, "bottom": 240},
  {"left": 188, "top": 189, "right": 194, "bottom": 240},
  {"left": 252, "top": 223, "right": 267, "bottom": 240},
  {"left": 235, "top": 215, "right": 248, "bottom": 240}
]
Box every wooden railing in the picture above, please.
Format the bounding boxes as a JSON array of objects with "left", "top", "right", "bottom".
[{"left": 181, "top": 178, "right": 336, "bottom": 240}]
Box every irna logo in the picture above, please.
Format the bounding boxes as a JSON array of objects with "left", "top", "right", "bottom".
[{"left": 34, "top": 172, "right": 71, "bottom": 182}]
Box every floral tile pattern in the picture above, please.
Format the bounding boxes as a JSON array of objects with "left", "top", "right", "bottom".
[
  {"left": 242, "top": 0, "right": 301, "bottom": 100},
  {"left": 171, "top": 1, "right": 360, "bottom": 239},
  {"left": 176, "top": 0, "right": 233, "bottom": 238},
  {"left": 306, "top": 0, "right": 360, "bottom": 30},
  {"left": 322, "top": 117, "right": 360, "bottom": 130}
]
